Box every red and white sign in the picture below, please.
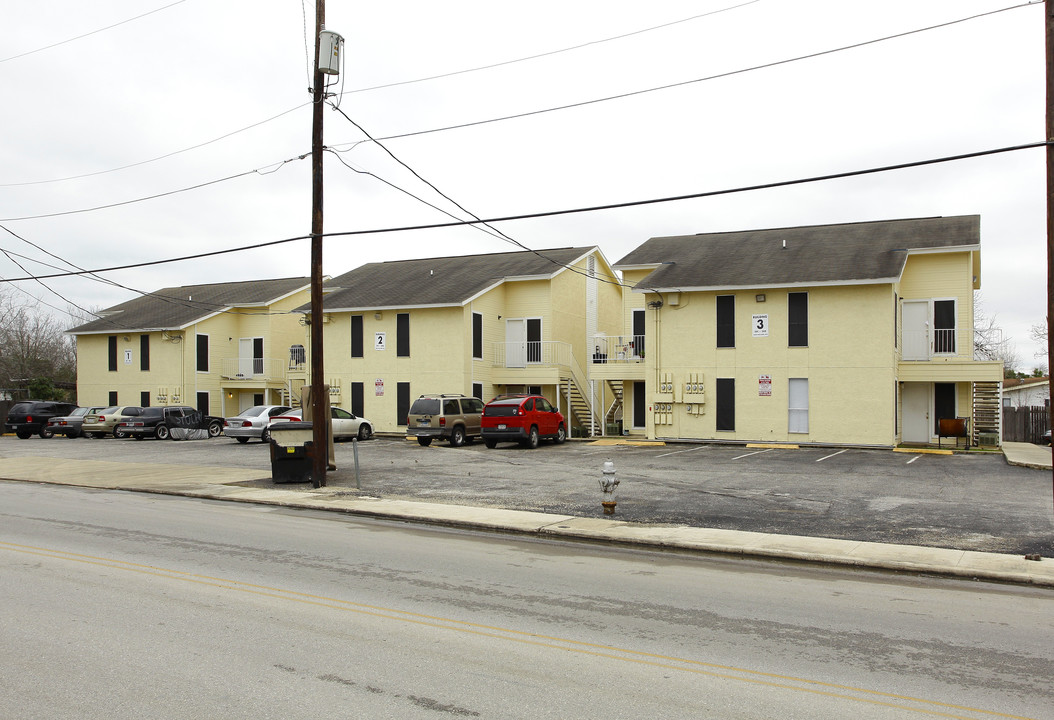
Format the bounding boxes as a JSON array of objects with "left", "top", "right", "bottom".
[
  {"left": 758, "top": 374, "right": 772, "bottom": 397},
  {"left": 375, "top": 379, "right": 384, "bottom": 396}
]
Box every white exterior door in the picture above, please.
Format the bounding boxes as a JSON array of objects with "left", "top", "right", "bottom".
[
  {"left": 238, "top": 339, "right": 254, "bottom": 376},
  {"left": 902, "top": 301, "right": 929, "bottom": 360},
  {"left": 505, "top": 319, "right": 526, "bottom": 369},
  {"left": 902, "top": 382, "right": 930, "bottom": 443}
]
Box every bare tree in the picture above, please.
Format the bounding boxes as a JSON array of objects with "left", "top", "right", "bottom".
[
  {"left": 973, "top": 292, "right": 1019, "bottom": 376},
  {"left": 0, "top": 288, "right": 78, "bottom": 397}
]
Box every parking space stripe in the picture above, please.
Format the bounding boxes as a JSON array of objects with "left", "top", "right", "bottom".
[
  {"left": 732, "top": 448, "right": 773, "bottom": 460},
  {"left": 816, "top": 449, "right": 847, "bottom": 463},
  {"left": 656, "top": 446, "right": 706, "bottom": 458},
  {"left": 907, "top": 455, "right": 921, "bottom": 464}
]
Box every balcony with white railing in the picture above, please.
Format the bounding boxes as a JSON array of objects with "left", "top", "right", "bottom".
[
  {"left": 590, "top": 335, "right": 645, "bottom": 364},
  {"left": 900, "top": 328, "right": 1002, "bottom": 362},
  {"left": 220, "top": 357, "right": 287, "bottom": 382},
  {"left": 492, "top": 341, "right": 573, "bottom": 370}
]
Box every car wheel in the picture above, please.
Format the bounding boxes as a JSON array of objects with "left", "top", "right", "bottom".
[
  {"left": 207, "top": 421, "right": 222, "bottom": 438},
  {"left": 235, "top": 436, "right": 250, "bottom": 444},
  {"left": 449, "top": 426, "right": 465, "bottom": 447},
  {"left": 16, "top": 431, "right": 32, "bottom": 440},
  {"left": 484, "top": 439, "right": 497, "bottom": 449},
  {"left": 113, "top": 427, "right": 127, "bottom": 439},
  {"left": 358, "top": 424, "right": 372, "bottom": 441},
  {"left": 39, "top": 427, "right": 54, "bottom": 439},
  {"left": 156, "top": 425, "right": 170, "bottom": 441},
  {"left": 417, "top": 436, "right": 432, "bottom": 447},
  {"left": 523, "top": 426, "right": 540, "bottom": 449},
  {"left": 555, "top": 424, "right": 566, "bottom": 444},
  {"left": 261, "top": 428, "right": 271, "bottom": 443}
]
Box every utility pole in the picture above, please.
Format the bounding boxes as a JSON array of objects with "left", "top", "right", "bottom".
[
  {"left": 1046, "top": 0, "right": 1053, "bottom": 522},
  {"left": 310, "top": 0, "right": 326, "bottom": 488}
]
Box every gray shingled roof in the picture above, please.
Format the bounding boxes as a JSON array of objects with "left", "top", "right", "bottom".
[
  {"left": 310, "top": 247, "right": 595, "bottom": 311},
  {"left": 68, "top": 277, "right": 311, "bottom": 334},
  {"left": 615, "top": 216, "right": 980, "bottom": 291}
]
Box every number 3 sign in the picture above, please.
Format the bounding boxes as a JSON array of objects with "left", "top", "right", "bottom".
[{"left": 752, "top": 314, "right": 769, "bottom": 337}]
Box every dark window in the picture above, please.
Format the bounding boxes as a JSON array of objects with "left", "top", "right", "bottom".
[
  {"left": 397, "top": 382, "right": 410, "bottom": 426},
  {"left": 196, "top": 334, "right": 209, "bottom": 372},
  {"left": 108, "top": 336, "right": 118, "bottom": 372},
  {"left": 934, "top": 382, "right": 956, "bottom": 434},
  {"left": 253, "top": 338, "right": 264, "bottom": 375},
  {"left": 633, "top": 381, "right": 646, "bottom": 428},
  {"left": 140, "top": 334, "right": 150, "bottom": 371},
  {"left": 108, "top": 391, "right": 118, "bottom": 406},
  {"left": 632, "top": 309, "right": 646, "bottom": 357},
  {"left": 351, "top": 316, "right": 363, "bottom": 358},
  {"left": 472, "top": 382, "right": 483, "bottom": 400},
  {"left": 527, "top": 319, "right": 542, "bottom": 363},
  {"left": 716, "top": 378, "right": 735, "bottom": 431},
  {"left": 140, "top": 391, "right": 150, "bottom": 407},
  {"left": 253, "top": 393, "right": 264, "bottom": 406},
  {"left": 717, "top": 296, "right": 735, "bottom": 348},
  {"left": 443, "top": 399, "right": 459, "bottom": 414},
  {"left": 351, "top": 382, "right": 364, "bottom": 418},
  {"left": 472, "top": 312, "right": 483, "bottom": 360},
  {"left": 397, "top": 313, "right": 410, "bottom": 357},
  {"left": 788, "top": 292, "right": 808, "bottom": 347},
  {"left": 934, "top": 300, "right": 956, "bottom": 353},
  {"left": 196, "top": 391, "right": 209, "bottom": 416},
  {"left": 894, "top": 293, "right": 898, "bottom": 349}
]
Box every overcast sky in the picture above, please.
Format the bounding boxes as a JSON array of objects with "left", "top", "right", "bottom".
[{"left": 0, "top": 0, "right": 1048, "bottom": 367}]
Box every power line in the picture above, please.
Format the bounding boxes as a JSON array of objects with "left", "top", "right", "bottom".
[
  {"left": 0, "top": 155, "right": 308, "bottom": 223},
  {"left": 0, "top": 0, "right": 190, "bottom": 64},
  {"left": 336, "top": 2, "right": 1035, "bottom": 147},
  {"left": 1, "top": 140, "right": 1045, "bottom": 285},
  {"left": 340, "top": 0, "right": 760, "bottom": 95}
]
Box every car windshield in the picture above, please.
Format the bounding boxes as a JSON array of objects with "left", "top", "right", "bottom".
[
  {"left": 71, "top": 408, "right": 90, "bottom": 417},
  {"left": 409, "top": 398, "right": 441, "bottom": 414},
  {"left": 96, "top": 407, "right": 118, "bottom": 415},
  {"left": 240, "top": 407, "right": 268, "bottom": 417}
]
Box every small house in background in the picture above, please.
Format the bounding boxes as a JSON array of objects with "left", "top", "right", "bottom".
[
  {"left": 68, "top": 278, "right": 311, "bottom": 417},
  {"left": 1002, "top": 376, "right": 1050, "bottom": 409},
  {"left": 291, "top": 247, "right": 623, "bottom": 435}
]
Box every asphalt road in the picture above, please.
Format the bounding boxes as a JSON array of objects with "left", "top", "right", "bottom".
[
  {"left": 3, "top": 482, "right": 1051, "bottom": 720},
  {"left": 4, "top": 433, "right": 1053, "bottom": 556}
]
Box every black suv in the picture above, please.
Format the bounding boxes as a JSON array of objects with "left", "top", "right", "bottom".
[
  {"left": 4, "top": 400, "right": 78, "bottom": 439},
  {"left": 117, "top": 406, "right": 224, "bottom": 440}
]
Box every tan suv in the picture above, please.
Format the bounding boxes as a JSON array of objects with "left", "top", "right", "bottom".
[{"left": 406, "top": 394, "right": 484, "bottom": 447}]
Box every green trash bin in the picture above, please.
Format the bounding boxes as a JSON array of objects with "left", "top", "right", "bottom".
[{"left": 269, "top": 422, "right": 314, "bottom": 484}]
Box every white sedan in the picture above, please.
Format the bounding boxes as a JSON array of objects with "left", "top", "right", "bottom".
[
  {"left": 223, "top": 405, "right": 293, "bottom": 443},
  {"left": 267, "top": 407, "right": 373, "bottom": 441}
]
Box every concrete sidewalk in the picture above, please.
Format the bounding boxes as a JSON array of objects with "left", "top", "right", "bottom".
[{"left": 2, "top": 446, "right": 1052, "bottom": 588}]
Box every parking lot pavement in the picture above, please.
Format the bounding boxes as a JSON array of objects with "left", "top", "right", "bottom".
[{"left": 3, "top": 433, "right": 1052, "bottom": 557}]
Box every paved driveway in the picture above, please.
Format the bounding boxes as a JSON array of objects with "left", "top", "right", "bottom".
[{"left": 3, "top": 434, "right": 1052, "bottom": 555}]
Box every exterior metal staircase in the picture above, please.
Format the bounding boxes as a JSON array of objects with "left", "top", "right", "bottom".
[{"left": 971, "top": 381, "right": 1002, "bottom": 445}]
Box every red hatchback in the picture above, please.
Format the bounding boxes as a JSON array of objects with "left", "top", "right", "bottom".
[{"left": 481, "top": 395, "right": 567, "bottom": 449}]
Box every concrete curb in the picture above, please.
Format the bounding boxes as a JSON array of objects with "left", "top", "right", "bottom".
[{"left": 3, "top": 455, "right": 1052, "bottom": 589}]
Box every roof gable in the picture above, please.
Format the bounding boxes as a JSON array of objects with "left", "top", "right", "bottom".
[
  {"left": 67, "top": 277, "right": 311, "bottom": 334},
  {"left": 313, "top": 247, "right": 598, "bottom": 311},
  {"left": 615, "top": 216, "right": 980, "bottom": 291}
]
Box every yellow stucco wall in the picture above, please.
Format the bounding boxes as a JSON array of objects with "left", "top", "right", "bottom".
[
  {"left": 644, "top": 284, "right": 898, "bottom": 445},
  {"left": 74, "top": 288, "right": 310, "bottom": 416}
]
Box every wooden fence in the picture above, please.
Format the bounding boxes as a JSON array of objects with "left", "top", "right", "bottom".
[{"left": 1002, "top": 406, "right": 1050, "bottom": 443}]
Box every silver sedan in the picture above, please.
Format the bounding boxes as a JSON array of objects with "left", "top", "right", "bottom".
[
  {"left": 222, "top": 405, "right": 292, "bottom": 443},
  {"left": 267, "top": 406, "right": 373, "bottom": 440}
]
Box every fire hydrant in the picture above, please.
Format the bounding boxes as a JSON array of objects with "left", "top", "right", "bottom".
[{"left": 599, "top": 460, "right": 619, "bottom": 514}]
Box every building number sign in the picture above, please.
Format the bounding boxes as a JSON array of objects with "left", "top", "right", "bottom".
[
  {"left": 752, "top": 314, "right": 769, "bottom": 337},
  {"left": 375, "top": 332, "right": 387, "bottom": 351}
]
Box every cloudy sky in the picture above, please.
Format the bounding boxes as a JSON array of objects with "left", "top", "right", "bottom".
[{"left": 0, "top": 0, "right": 1048, "bottom": 366}]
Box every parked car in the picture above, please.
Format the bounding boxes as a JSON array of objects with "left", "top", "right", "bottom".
[
  {"left": 268, "top": 406, "right": 373, "bottom": 440},
  {"left": 46, "top": 406, "right": 105, "bottom": 438},
  {"left": 81, "top": 406, "right": 146, "bottom": 438},
  {"left": 4, "top": 400, "right": 78, "bottom": 439},
  {"left": 406, "top": 393, "right": 485, "bottom": 447},
  {"left": 117, "top": 406, "right": 224, "bottom": 440},
  {"left": 223, "top": 405, "right": 292, "bottom": 443},
  {"left": 481, "top": 394, "right": 566, "bottom": 449}
]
